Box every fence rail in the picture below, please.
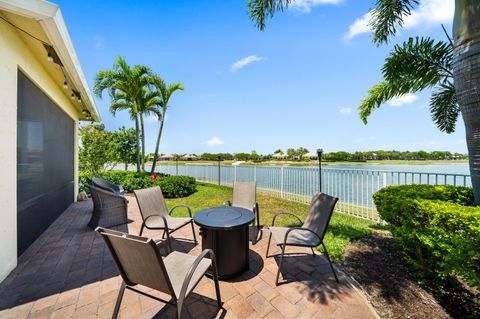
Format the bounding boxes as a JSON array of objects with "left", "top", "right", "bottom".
[{"left": 152, "top": 164, "right": 471, "bottom": 222}]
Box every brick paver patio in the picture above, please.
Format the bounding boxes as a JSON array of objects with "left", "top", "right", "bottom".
[{"left": 0, "top": 194, "right": 379, "bottom": 319}]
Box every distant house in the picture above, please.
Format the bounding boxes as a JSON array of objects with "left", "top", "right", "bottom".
[
  {"left": 272, "top": 153, "right": 287, "bottom": 160},
  {"left": 182, "top": 154, "right": 197, "bottom": 161},
  {"left": 0, "top": 0, "right": 99, "bottom": 282},
  {"left": 303, "top": 152, "right": 318, "bottom": 160},
  {"left": 160, "top": 153, "right": 175, "bottom": 161},
  {"left": 367, "top": 153, "right": 378, "bottom": 160}
]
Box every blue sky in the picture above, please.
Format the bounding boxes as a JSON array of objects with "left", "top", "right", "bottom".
[{"left": 56, "top": 0, "right": 464, "bottom": 154}]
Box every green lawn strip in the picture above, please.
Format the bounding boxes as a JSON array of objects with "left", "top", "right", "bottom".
[{"left": 166, "top": 182, "right": 378, "bottom": 261}]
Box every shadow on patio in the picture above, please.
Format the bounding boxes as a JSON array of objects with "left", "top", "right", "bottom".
[{"left": 0, "top": 195, "right": 378, "bottom": 318}]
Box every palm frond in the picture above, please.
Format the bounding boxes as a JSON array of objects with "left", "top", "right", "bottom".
[
  {"left": 430, "top": 82, "right": 459, "bottom": 133},
  {"left": 370, "top": 0, "right": 418, "bottom": 45},
  {"left": 247, "top": 0, "right": 291, "bottom": 31},
  {"left": 383, "top": 37, "right": 453, "bottom": 91},
  {"left": 359, "top": 81, "right": 409, "bottom": 123}
]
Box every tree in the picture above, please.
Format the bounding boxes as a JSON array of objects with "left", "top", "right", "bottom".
[
  {"left": 111, "top": 126, "right": 137, "bottom": 170},
  {"left": 273, "top": 149, "right": 284, "bottom": 154},
  {"left": 296, "top": 147, "right": 309, "bottom": 159},
  {"left": 150, "top": 75, "right": 184, "bottom": 174},
  {"left": 246, "top": 0, "right": 480, "bottom": 204},
  {"left": 79, "top": 125, "right": 117, "bottom": 174},
  {"left": 94, "top": 56, "right": 153, "bottom": 172},
  {"left": 136, "top": 87, "right": 162, "bottom": 170},
  {"left": 286, "top": 148, "right": 296, "bottom": 159}
]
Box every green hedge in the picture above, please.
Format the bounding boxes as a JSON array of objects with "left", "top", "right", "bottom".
[
  {"left": 373, "top": 184, "right": 479, "bottom": 289},
  {"left": 79, "top": 170, "right": 197, "bottom": 198}
]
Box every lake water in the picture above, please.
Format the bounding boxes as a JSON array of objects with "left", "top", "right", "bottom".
[{"left": 151, "top": 162, "right": 471, "bottom": 221}]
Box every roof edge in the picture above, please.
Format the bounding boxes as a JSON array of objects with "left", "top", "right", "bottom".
[{"left": 0, "top": 0, "right": 100, "bottom": 122}]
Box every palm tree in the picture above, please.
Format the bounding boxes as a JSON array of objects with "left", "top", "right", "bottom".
[
  {"left": 136, "top": 87, "right": 162, "bottom": 170},
  {"left": 246, "top": 0, "right": 480, "bottom": 203},
  {"left": 94, "top": 56, "right": 152, "bottom": 172},
  {"left": 149, "top": 75, "right": 184, "bottom": 174}
]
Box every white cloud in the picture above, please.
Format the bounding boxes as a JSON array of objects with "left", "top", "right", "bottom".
[
  {"left": 204, "top": 136, "right": 224, "bottom": 146},
  {"left": 387, "top": 93, "right": 418, "bottom": 106},
  {"left": 290, "top": 0, "right": 343, "bottom": 13},
  {"left": 344, "top": 0, "right": 454, "bottom": 41},
  {"left": 93, "top": 35, "right": 104, "bottom": 49},
  {"left": 339, "top": 107, "right": 352, "bottom": 115},
  {"left": 231, "top": 55, "right": 265, "bottom": 72},
  {"left": 344, "top": 12, "right": 372, "bottom": 41}
]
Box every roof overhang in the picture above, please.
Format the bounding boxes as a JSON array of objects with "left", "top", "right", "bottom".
[{"left": 0, "top": 0, "right": 100, "bottom": 121}]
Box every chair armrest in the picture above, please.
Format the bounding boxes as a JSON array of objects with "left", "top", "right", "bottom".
[
  {"left": 169, "top": 204, "right": 193, "bottom": 218},
  {"left": 178, "top": 249, "right": 217, "bottom": 306},
  {"left": 282, "top": 227, "right": 321, "bottom": 246},
  {"left": 271, "top": 212, "right": 303, "bottom": 226},
  {"left": 224, "top": 200, "right": 232, "bottom": 206},
  {"left": 253, "top": 202, "right": 259, "bottom": 213}
]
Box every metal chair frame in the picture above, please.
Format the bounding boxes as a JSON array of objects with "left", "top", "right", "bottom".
[
  {"left": 96, "top": 227, "right": 221, "bottom": 319},
  {"left": 265, "top": 194, "right": 339, "bottom": 286}
]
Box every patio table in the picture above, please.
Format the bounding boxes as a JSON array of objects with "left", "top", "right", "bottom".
[{"left": 194, "top": 206, "right": 254, "bottom": 279}]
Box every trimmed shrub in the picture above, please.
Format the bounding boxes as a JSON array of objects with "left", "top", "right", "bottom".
[
  {"left": 373, "top": 184, "right": 479, "bottom": 289},
  {"left": 79, "top": 170, "right": 196, "bottom": 198},
  {"left": 154, "top": 176, "right": 197, "bottom": 198}
]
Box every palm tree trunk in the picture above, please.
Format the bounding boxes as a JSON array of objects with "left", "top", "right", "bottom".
[
  {"left": 150, "top": 115, "right": 165, "bottom": 174},
  {"left": 140, "top": 112, "right": 146, "bottom": 171},
  {"left": 453, "top": 0, "right": 480, "bottom": 204},
  {"left": 134, "top": 113, "right": 141, "bottom": 172}
]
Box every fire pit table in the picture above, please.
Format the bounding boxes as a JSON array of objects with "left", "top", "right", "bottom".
[{"left": 194, "top": 206, "right": 254, "bottom": 279}]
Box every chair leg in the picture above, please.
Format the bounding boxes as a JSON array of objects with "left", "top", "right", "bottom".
[
  {"left": 176, "top": 302, "right": 183, "bottom": 319},
  {"left": 211, "top": 257, "right": 222, "bottom": 308},
  {"left": 139, "top": 223, "right": 145, "bottom": 236},
  {"left": 322, "top": 242, "right": 339, "bottom": 283},
  {"left": 266, "top": 232, "right": 272, "bottom": 258},
  {"left": 256, "top": 210, "right": 260, "bottom": 230},
  {"left": 191, "top": 220, "right": 198, "bottom": 244},
  {"left": 112, "top": 281, "right": 126, "bottom": 319},
  {"left": 275, "top": 244, "right": 287, "bottom": 286}
]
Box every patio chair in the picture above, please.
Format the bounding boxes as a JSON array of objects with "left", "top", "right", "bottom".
[
  {"left": 88, "top": 186, "right": 128, "bottom": 229},
  {"left": 224, "top": 181, "right": 260, "bottom": 229},
  {"left": 134, "top": 186, "right": 197, "bottom": 253},
  {"left": 92, "top": 177, "right": 125, "bottom": 195},
  {"left": 96, "top": 227, "right": 221, "bottom": 319},
  {"left": 266, "top": 192, "right": 339, "bottom": 285}
]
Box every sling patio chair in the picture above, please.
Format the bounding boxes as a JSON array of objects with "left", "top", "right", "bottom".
[
  {"left": 266, "top": 192, "right": 339, "bottom": 285},
  {"left": 96, "top": 227, "right": 221, "bottom": 319},
  {"left": 224, "top": 181, "right": 260, "bottom": 229},
  {"left": 134, "top": 186, "right": 197, "bottom": 253},
  {"left": 88, "top": 186, "right": 128, "bottom": 229},
  {"left": 92, "top": 177, "right": 125, "bottom": 196}
]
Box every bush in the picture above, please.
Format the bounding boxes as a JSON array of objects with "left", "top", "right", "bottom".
[
  {"left": 373, "top": 184, "right": 479, "bottom": 289},
  {"left": 79, "top": 170, "right": 197, "bottom": 198},
  {"left": 154, "top": 176, "right": 197, "bottom": 198}
]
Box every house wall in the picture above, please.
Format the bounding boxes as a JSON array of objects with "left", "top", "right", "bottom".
[{"left": 0, "top": 16, "right": 80, "bottom": 282}]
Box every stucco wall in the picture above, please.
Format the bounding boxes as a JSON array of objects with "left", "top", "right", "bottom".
[{"left": 0, "top": 16, "right": 80, "bottom": 282}]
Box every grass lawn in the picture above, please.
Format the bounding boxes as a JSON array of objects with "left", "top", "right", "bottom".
[{"left": 166, "top": 182, "right": 379, "bottom": 261}]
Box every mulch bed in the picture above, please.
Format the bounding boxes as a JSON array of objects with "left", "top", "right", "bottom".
[{"left": 341, "top": 233, "right": 480, "bottom": 319}]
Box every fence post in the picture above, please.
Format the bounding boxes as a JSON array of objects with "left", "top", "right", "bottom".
[
  {"left": 254, "top": 166, "right": 257, "bottom": 182},
  {"left": 382, "top": 172, "right": 387, "bottom": 188},
  {"left": 234, "top": 165, "right": 237, "bottom": 183},
  {"left": 280, "top": 166, "right": 284, "bottom": 198}
]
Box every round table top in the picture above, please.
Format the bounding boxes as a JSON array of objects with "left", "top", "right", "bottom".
[{"left": 194, "top": 206, "right": 255, "bottom": 230}]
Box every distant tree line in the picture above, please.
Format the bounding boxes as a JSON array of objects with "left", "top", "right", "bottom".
[{"left": 193, "top": 150, "right": 467, "bottom": 162}]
